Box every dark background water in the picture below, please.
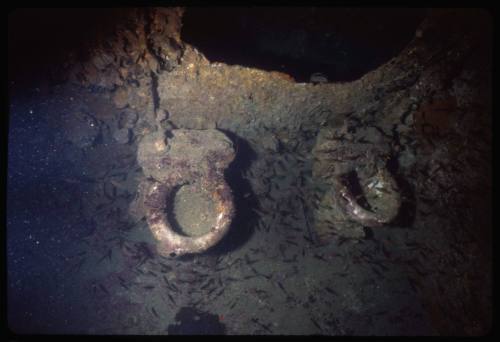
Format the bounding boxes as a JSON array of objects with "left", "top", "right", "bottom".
[
  {"left": 9, "top": 8, "right": 426, "bottom": 85},
  {"left": 181, "top": 7, "right": 426, "bottom": 82}
]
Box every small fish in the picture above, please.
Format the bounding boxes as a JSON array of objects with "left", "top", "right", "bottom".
[
  {"left": 381, "top": 244, "right": 392, "bottom": 258},
  {"left": 252, "top": 318, "right": 272, "bottom": 333},
  {"left": 143, "top": 285, "right": 155, "bottom": 290},
  {"left": 117, "top": 276, "right": 130, "bottom": 289},
  {"left": 201, "top": 278, "right": 214, "bottom": 290},
  {"left": 418, "top": 209, "right": 432, "bottom": 216},
  {"left": 254, "top": 289, "right": 267, "bottom": 296},
  {"left": 251, "top": 208, "right": 267, "bottom": 216},
  {"left": 191, "top": 297, "right": 204, "bottom": 306},
  {"left": 151, "top": 307, "right": 159, "bottom": 318},
  {"left": 374, "top": 262, "right": 389, "bottom": 272},
  {"left": 177, "top": 277, "right": 197, "bottom": 285},
  {"left": 244, "top": 254, "right": 258, "bottom": 265},
  {"left": 215, "top": 255, "right": 224, "bottom": 264},
  {"left": 252, "top": 267, "right": 272, "bottom": 280},
  {"left": 197, "top": 273, "right": 209, "bottom": 280},
  {"left": 313, "top": 254, "right": 327, "bottom": 262},
  {"left": 311, "top": 317, "right": 321, "bottom": 330},
  {"left": 167, "top": 293, "right": 176, "bottom": 304},
  {"left": 337, "top": 237, "right": 349, "bottom": 247},
  {"left": 371, "top": 266, "right": 384, "bottom": 278},
  {"left": 418, "top": 196, "right": 437, "bottom": 205},
  {"left": 159, "top": 262, "right": 172, "bottom": 271},
  {"left": 105, "top": 236, "right": 119, "bottom": 242},
  {"left": 325, "top": 287, "right": 338, "bottom": 296},
  {"left": 169, "top": 281, "right": 179, "bottom": 293},
  {"left": 277, "top": 281, "right": 287, "bottom": 293},
  {"left": 99, "top": 283, "right": 109, "bottom": 295},
  {"left": 124, "top": 245, "right": 136, "bottom": 254},
  {"left": 261, "top": 323, "right": 273, "bottom": 333},
  {"left": 214, "top": 288, "right": 225, "bottom": 298},
  {"left": 68, "top": 258, "right": 86, "bottom": 274},
  {"left": 282, "top": 258, "right": 295, "bottom": 264},
  {"left": 357, "top": 137, "right": 370, "bottom": 144},
  {"left": 97, "top": 249, "right": 112, "bottom": 264},
  {"left": 407, "top": 276, "right": 421, "bottom": 293}
]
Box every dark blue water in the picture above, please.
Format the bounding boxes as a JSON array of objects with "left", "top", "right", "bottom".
[{"left": 7, "top": 87, "right": 93, "bottom": 333}]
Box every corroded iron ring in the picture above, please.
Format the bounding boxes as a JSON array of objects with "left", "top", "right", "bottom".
[
  {"left": 136, "top": 129, "right": 235, "bottom": 257},
  {"left": 336, "top": 168, "right": 401, "bottom": 228},
  {"left": 143, "top": 177, "right": 234, "bottom": 257}
]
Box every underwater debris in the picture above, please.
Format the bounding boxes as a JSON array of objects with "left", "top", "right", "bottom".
[
  {"left": 133, "top": 129, "right": 235, "bottom": 257},
  {"left": 311, "top": 120, "right": 402, "bottom": 240}
]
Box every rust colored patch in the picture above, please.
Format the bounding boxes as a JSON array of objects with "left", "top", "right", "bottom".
[
  {"left": 413, "top": 96, "right": 458, "bottom": 154},
  {"left": 414, "top": 96, "right": 457, "bottom": 138},
  {"left": 269, "top": 70, "right": 296, "bottom": 83}
]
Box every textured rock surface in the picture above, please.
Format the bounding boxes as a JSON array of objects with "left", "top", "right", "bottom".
[{"left": 136, "top": 129, "right": 234, "bottom": 183}]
